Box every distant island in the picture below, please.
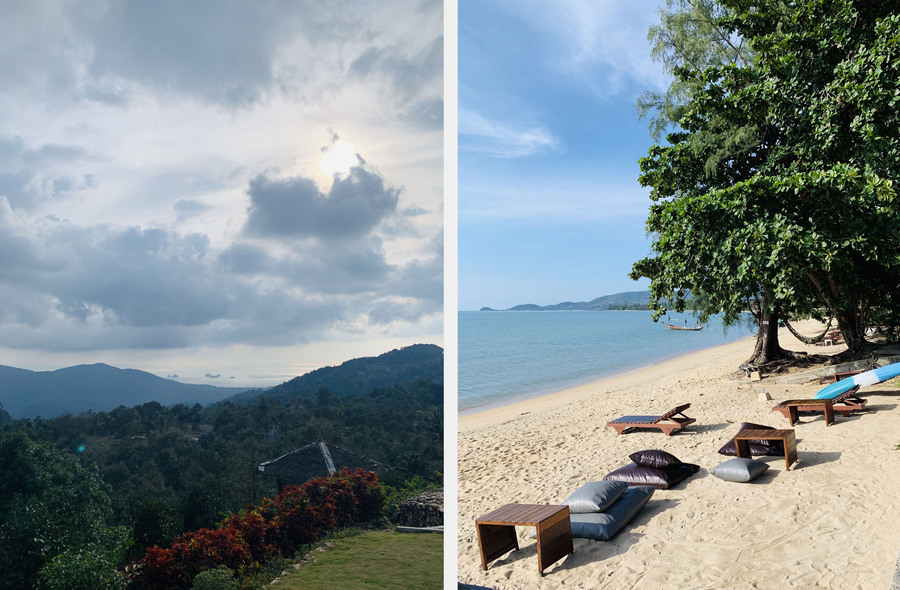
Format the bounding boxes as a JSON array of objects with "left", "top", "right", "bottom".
[{"left": 480, "top": 290, "right": 656, "bottom": 312}]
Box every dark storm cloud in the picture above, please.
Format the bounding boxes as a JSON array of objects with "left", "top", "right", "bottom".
[{"left": 243, "top": 167, "right": 400, "bottom": 240}]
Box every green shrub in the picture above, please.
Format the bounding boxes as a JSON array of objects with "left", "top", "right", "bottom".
[
  {"left": 191, "top": 566, "right": 239, "bottom": 590},
  {"left": 38, "top": 527, "right": 132, "bottom": 590}
]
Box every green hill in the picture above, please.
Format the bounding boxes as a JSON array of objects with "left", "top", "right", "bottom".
[{"left": 224, "top": 343, "right": 443, "bottom": 405}]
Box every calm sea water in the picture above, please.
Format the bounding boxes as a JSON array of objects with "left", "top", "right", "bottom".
[{"left": 458, "top": 310, "right": 755, "bottom": 413}]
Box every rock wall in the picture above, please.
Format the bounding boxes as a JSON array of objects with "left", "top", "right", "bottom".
[{"left": 397, "top": 489, "right": 443, "bottom": 528}]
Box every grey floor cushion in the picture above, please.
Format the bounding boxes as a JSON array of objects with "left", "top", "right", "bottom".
[
  {"left": 569, "top": 486, "right": 655, "bottom": 540},
  {"left": 710, "top": 457, "right": 769, "bottom": 482},
  {"left": 561, "top": 480, "right": 629, "bottom": 513}
]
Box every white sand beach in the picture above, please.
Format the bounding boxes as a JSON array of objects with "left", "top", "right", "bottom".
[{"left": 457, "top": 323, "right": 900, "bottom": 589}]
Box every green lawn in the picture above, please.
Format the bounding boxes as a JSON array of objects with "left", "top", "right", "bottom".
[{"left": 273, "top": 529, "right": 443, "bottom": 590}]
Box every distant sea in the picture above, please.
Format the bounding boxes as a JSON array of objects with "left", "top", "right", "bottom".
[{"left": 458, "top": 310, "right": 756, "bottom": 413}]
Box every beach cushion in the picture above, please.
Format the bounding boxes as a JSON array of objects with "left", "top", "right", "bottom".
[
  {"left": 561, "top": 480, "right": 629, "bottom": 514},
  {"left": 603, "top": 462, "right": 700, "bottom": 489},
  {"left": 718, "top": 422, "right": 785, "bottom": 457},
  {"left": 532, "top": 486, "right": 656, "bottom": 541},
  {"left": 569, "top": 486, "right": 655, "bottom": 541},
  {"left": 629, "top": 449, "right": 682, "bottom": 469},
  {"left": 710, "top": 458, "right": 769, "bottom": 483}
]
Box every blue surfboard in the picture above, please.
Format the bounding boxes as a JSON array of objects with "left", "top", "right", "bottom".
[{"left": 814, "top": 361, "right": 900, "bottom": 399}]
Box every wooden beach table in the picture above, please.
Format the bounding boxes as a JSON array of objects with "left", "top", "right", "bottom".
[
  {"left": 734, "top": 428, "right": 797, "bottom": 470},
  {"left": 476, "top": 504, "right": 573, "bottom": 576},
  {"left": 773, "top": 398, "right": 835, "bottom": 426}
]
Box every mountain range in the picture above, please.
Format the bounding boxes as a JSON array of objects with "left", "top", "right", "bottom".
[
  {"left": 480, "top": 290, "right": 652, "bottom": 311},
  {"left": 0, "top": 343, "right": 444, "bottom": 419},
  {"left": 0, "top": 363, "right": 253, "bottom": 419}
]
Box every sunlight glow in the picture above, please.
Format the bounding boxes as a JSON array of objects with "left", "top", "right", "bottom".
[{"left": 320, "top": 141, "right": 358, "bottom": 176}]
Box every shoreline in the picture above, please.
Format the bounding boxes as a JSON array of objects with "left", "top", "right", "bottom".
[
  {"left": 458, "top": 333, "right": 756, "bottom": 419},
  {"left": 457, "top": 321, "right": 900, "bottom": 589},
  {"left": 459, "top": 334, "right": 755, "bottom": 432}
]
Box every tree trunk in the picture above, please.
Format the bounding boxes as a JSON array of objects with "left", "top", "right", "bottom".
[
  {"left": 745, "top": 306, "right": 783, "bottom": 365},
  {"left": 835, "top": 306, "right": 867, "bottom": 352},
  {"left": 743, "top": 291, "right": 797, "bottom": 367}
]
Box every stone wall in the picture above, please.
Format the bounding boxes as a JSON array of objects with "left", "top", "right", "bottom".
[{"left": 397, "top": 489, "right": 443, "bottom": 528}]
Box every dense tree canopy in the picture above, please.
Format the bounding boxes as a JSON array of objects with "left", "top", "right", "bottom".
[
  {"left": 0, "top": 431, "right": 130, "bottom": 589},
  {"left": 632, "top": 0, "right": 900, "bottom": 365}
]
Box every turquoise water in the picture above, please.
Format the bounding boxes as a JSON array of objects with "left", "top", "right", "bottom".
[{"left": 458, "top": 310, "right": 756, "bottom": 412}]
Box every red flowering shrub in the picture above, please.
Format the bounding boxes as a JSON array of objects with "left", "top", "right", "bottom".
[
  {"left": 127, "top": 527, "right": 251, "bottom": 590},
  {"left": 126, "top": 469, "right": 385, "bottom": 589},
  {"left": 343, "top": 469, "right": 386, "bottom": 521},
  {"left": 220, "top": 510, "right": 279, "bottom": 562}
]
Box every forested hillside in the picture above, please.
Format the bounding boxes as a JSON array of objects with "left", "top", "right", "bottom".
[
  {"left": 0, "top": 366, "right": 442, "bottom": 587},
  {"left": 225, "top": 343, "right": 443, "bottom": 404}
]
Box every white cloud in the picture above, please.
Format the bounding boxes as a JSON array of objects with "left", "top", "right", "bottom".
[
  {"left": 459, "top": 108, "right": 563, "bottom": 157},
  {"left": 496, "top": 0, "right": 670, "bottom": 96}
]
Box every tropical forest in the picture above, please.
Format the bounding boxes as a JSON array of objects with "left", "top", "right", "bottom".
[{"left": 0, "top": 345, "right": 443, "bottom": 589}]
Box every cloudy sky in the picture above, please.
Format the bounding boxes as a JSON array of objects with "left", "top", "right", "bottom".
[
  {"left": 458, "top": 1, "right": 671, "bottom": 310},
  {"left": 0, "top": 0, "right": 443, "bottom": 387}
]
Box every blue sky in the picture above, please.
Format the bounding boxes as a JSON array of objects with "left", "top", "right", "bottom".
[
  {"left": 459, "top": 1, "right": 671, "bottom": 310},
  {"left": 0, "top": 0, "right": 443, "bottom": 386}
]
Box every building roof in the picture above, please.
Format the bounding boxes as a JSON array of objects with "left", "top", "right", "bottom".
[{"left": 257, "top": 441, "right": 390, "bottom": 485}]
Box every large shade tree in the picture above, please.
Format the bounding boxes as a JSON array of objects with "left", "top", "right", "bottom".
[{"left": 632, "top": 0, "right": 900, "bottom": 366}]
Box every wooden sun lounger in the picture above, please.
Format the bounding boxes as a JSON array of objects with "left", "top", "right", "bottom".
[
  {"left": 818, "top": 370, "right": 863, "bottom": 384},
  {"left": 606, "top": 403, "right": 696, "bottom": 436},
  {"left": 772, "top": 385, "right": 867, "bottom": 424}
]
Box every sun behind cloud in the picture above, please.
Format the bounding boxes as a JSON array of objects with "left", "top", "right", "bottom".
[{"left": 320, "top": 141, "right": 358, "bottom": 176}]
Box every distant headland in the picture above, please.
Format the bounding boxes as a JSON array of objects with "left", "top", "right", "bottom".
[{"left": 479, "top": 290, "right": 654, "bottom": 312}]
